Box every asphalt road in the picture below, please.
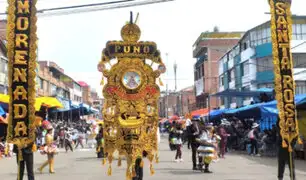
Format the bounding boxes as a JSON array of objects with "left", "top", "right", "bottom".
[{"left": 1, "top": 137, "right": 306, "bottom": 180}]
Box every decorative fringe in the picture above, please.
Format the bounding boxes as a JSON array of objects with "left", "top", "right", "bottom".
[
  {"left": 100, "top": 77, "right": 104, "bottom": 86},
  {"left": 132, "top": 165, "right": 136, "bottom": 177},
  {"left": 102, "top": 158, "right": 106, "bottom": 165},
  {"left": 139, "top": 160, "right": 144, "bottom": 168},
  {"left": 298, "top": 137, "right": 303, "bottom": 145},
  {"left": 150, "top": 163, "right": 155, "bottom": 175},
  {"left": 107, "top": 165, "right": 112, "bottom": 176},
  {"left": 126, "top": 169, "right": 132, "bottom": 180},
  {"left": 117, "top": 157, "right": 122, "bottom": 167},
  {"left": 4, "top": 144, "right": 9, "bottom": 155},
  {"left": 282, "top": 140, "right": 288, "bottom": 148},
  {"left": 159, "top": 78, "right": 164, "bottom": 86},
  {"left": 155, "top": 154, "right": 159, "bottom": 163},
  {"left": 32, "top": 144, "right": 37, "bottom": 152}
]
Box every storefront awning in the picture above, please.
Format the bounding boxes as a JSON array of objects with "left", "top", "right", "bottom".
[
  {"left": 211, "top": 88, "right": 273, "bottom": 98},
  {"left": 36, "top": 97, "right": 64, "bottom": 110},
  {"left": 191, "top": 108, "right": 209, "bottom": 116},
  {"left": 0, "top": 94, "right": 9, "bottom": 103}
]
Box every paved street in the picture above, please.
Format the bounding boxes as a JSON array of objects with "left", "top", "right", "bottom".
[{"left": 1, "top": 137, "right": 306, "bottom": 180}]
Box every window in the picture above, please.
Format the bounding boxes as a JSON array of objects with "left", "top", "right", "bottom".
[
  {"left": 241, "top": 61, "right": 249, "bottom": 76},
  {"left": 220, "top": 97, "right": 225, "bottom": 105},
  {"left": 257, "top": 58, "right": 273, "bottom": 72},
  {"left": 230, "top": 69, "right": 235, "bottom": 82},
  {"left": 51, "top": 84, "right": 57, "bottom": 95},
  {"left": 219, "top": 75, "right": 224, "bottom": 86},
  {"left": 296, "top": 82, "right": 306, "bottom": 95}
]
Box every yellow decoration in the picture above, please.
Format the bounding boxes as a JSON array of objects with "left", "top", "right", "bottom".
[
  {"left": 140, "top": 160, "right": 144, "bottom": 168},
  {"left": 100, "top": 77, "right": 104, "bottom": 86},
  {"left": 32, "top": 143, "right": 37, "bottom": 152},
  {"left": 6, "top": 0, "right": 38, "bottom": 170},
  {"left": 100, "top": 12, "right": 166, "bottom": 179},
  {"left": 159, "top": 78, "right": 164, "bottom": 86},
  {"left": 102, "top": 158, "right": 106, "bottom": 165},
  {"left": 150, "top": 163, "right": 155, "bottom": 175},
  {"left": 107, "top": 165, "right": 112, "bottom": 176},
  {"left": 118, "top": 157, "right": 122, "bottom": 167},
  {"left": 155, "top": 154, "right": 159, "bottom": 163},
  {"left": 132, "top": 166, "right": 136, "bottom": 177},
  {"left": 269, "top": 0, "right": 300, "bottom": 151}
]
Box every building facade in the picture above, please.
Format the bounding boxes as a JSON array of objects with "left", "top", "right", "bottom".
[
  {"left": 0, "top": 39, "right": 7, "bottom": 94},
  {"left": 37, "top": 61, "right": 70, "bottom": 99},
  {"left": 218, "top": 16, "right": 306, "bottom": 109},
  {"left": 78, "top": 81, "right": 93, "bottom": 106},
  {"left": 193, "top": 31, "right": 244, "bottom": 110}
]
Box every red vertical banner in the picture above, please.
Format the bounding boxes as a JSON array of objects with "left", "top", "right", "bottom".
[{"left": 6, "top": 0, "right": 37, "bottom": 159}]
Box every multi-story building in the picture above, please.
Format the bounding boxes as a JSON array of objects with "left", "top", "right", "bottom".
[
  {"left": 37, "top": 61, "right": 70, "bottom": 99},
  {"left": 193, "top": 31, "right": 244, "bottom": 110},
  {"left": 176, "top": 86, "right": 196, "bottom": 116},
  {"left": 217, "top": 16, "right": 306, "bottom": 109},
  {"left": 78, "top": 81, "right": 93, "bottom": 106},
  {"left": 0, "top": 39, "right": 7, "bottom": 94},
  {"left": 0, "top": 20, "right": 7, "bottom": 94}
]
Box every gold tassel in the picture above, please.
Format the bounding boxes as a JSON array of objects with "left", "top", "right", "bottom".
[
  {"left": 150, "top": 163, "right": 155, "bottom": 175},
  {"left": 102, "top": 158, "right": 106, "bottom": 165},
  {"left": 32, "top": 144, "right": 37, "bottom": 152},
  {"left": 132, "top": 165, "right": 136, "bottom": 177},
  {"left": 288, "top": 145, "right": 293, "bottom": 152},
  {"left": 100, "top": 77, "right": 104, "bottom": 86},
  {"left": 155, "top": 154, "right": 159, "bottom": 163},
  {"left": 4, "top": 144, "right": 9, "bottom": 156},
  {"left": 282, "top": 140, "right": 288, "bottom": 148},
  {"left": 139, "top": 160, "right": 144, "bottom": 168},
  {"left": 107, "top": 165, "right": 112, "bottom": 176},
  {"left": 117, "top": 157, "right": 122, "bottom": 167},
  {"left": 298, "top": 137, "right": 303, "bottom": 145},
  {"left": 126, "top": 169, "right": 132, "bottom": 180},
  {"left": 159, "top": 78, "right": 164, "bottom": 86}
]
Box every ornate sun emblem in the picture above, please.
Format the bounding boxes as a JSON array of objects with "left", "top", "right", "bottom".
[{"left": 121, "top": 23, "right": 141, "bottom": 42}]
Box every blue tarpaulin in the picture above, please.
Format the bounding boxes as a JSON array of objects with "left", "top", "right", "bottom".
[
  {"left": 0, "top": 105, "right": 5, "bottom": 116},
  {"left": 209, "top": 109, "right": 230, "bottom": 120},
  {"left": 223, "top": 94, "right": 306, "bottom": 130}
]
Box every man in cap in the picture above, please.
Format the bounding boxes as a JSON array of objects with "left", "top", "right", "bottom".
[{"left": 190, "top": 117, "right": 201, "bottom": 170}]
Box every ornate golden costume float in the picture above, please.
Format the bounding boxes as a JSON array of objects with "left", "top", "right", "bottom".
[{"left": 98, "top": 13, "right": 166, "bottom": 179}]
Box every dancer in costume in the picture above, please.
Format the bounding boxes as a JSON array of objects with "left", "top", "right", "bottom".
[
  {"left": 196, "top": 123, "right": 215, "bottom": 173},
  {"left": 38, "top": 123, "right": 58, "bottom": 174}
]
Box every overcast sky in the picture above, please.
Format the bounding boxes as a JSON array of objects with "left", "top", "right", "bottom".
[{"left": 0, "top": 0, "right": 305, "bottom": 96}]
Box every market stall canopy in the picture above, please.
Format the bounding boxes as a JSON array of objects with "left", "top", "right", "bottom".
[
  {"left": 211, "top": 89, "right": 273, "bottom": 97},
  {"left": 0, "top": 94, "right": 9, "bottom": 103},
  {"left": 35, "top": 97, "right": 64, "bottom": 111},
  {"left": 0, "top": 95, "right": 64, "bottom": 111},
  {"left": 0, "top": 105, "right": 5, "bottom": 116},
  {"left": 191, "top": 108, "right": 209, "bottom": 116}
]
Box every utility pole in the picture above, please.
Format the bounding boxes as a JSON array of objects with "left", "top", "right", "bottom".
[
  {"left": 173, "top": 61, "right": 177, "bottom": 92},
  {"left": 165, "top": 53, "right": 169, "bottom": 118}
]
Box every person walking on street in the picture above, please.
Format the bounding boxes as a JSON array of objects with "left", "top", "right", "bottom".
[
  {"left": 190, "top": 117, "right": 200, "bottom": 170},
  {"left": 248, "top": 123, "right": 260, "bottom": 156},
  {"left": 13, "top": 143, "right": 35, "bottom": 180},
  {"left": 219, "top": 120, "right": 230, "bottom": 158},
  {"left": 276, "top": 118, "right": 296, "bottom": 180},
  {"left": 173, "top": 123, "right": 184, "bottom": 162}
]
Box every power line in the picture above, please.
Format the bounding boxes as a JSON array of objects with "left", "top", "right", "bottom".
[{"left": 0, "top": 0, "right": 175, "bottom": 17}]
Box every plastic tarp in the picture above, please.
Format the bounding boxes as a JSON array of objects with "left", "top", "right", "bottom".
[
  {"left": 36, "top": 97, "right": 64, "bottom": 111},
  {"left": 209, "top": 108, "right": 230, "bottom": 119},
  {"left": 191, "top": 108, "right": 209, "bottom": 116},
  {"left": 0, "top": 105, "right": 4, "bottom": 116},
  {"left": 0, "top": 94, "right": 9, "bottom": 103},
  {"left": 0, "top": 113, "right": 8, "bottom": 124}
]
